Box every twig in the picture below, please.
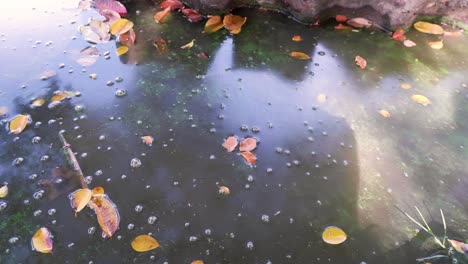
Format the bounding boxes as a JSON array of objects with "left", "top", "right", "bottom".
[{"left": 58, "top": 131, "right": 88, "bottom": 189}]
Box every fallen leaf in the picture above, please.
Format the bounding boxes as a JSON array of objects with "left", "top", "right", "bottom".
[
  {"left": 239, "top": 138, "right": 257, "bottom": 152},
  {"left": 31, "top": 227, "right": 53, "bottom": 254},
  {"left": 289, "top": 52, "right": 310, "bottom": 60},
  {"left": 78, "top": 0, "right": 91, "bottom": 10},
  {"left": 153, "top": 38, "right": 168, "bottom": 54},
  {"left": 334, "top": 23, "right": 351, "bottom": 30},
  {"left": 411, "top": 94, "right": 431, "bottom": 106},
  {"left": 317, "top": 93, "right": 327, "bottom": 103},
  {"left": 131, "top": 235, "right": 160, "bottom": 252},
  {"left": 335, "top": 15, "right": 347, "bottom": 22},
  {"left": 31, "top": 98, "right": 46, "bottom": 108},
  {"left": 93, "top": 0, "right": 128, "bottom": 16},
  {"left": 0, "top": 106, "right": 8, "bottom": 116},
  {"left": 222, "top": 136, "right": 238, "bottom": 152},
  {"left": 448, "top": 239, "right": 468, "bottom": 254},
  {"left": 223, "top": 14, "right": 247, "bottom": 34},
  {"left": 70, "top": 188, "right": 93, "bottom": 214},
  {"left": 181, "top": 39, "right": 195, "bottom": 49},
  {"left": 292, "top": 35, "right": 303, "bottom": 41},
  {"left": 191, "top": 261, "right": 204, "bottom": 264},
  {"left": 392, "top": 29, "right": 406, "bottom": 41},
  {"left": 413, "top": 21, "right": 444, "bottom": 35},
  {"left": 116, "top": 46, "right": 129, "bottom": 56},
  {"left": 197, "top": 52, "right": 209, "bottom": 59},
  {"left": 119, "top": 28, "right": 136, "bottom": 47},
  {"left": 400, "top": 83, "right": 412, "bottom": 89},
  {"left": 347, "top": 17, "right": 371, "bottom": 28},
  {"left": 80, "top": 19, "right": 110, "bottom": 44},
  {"left": 110, "top": 18, "right": 134, "bottom": 35},
  {"left": 0, "top": 183, "right": 8, "bottom": 198},
  {"left": 428, "top": 40, "right": 443, "bottom": 50},
  {"left": 403, "top": 39, "right": 417, "bottom": 47},
  {"left": 354, "top": 55, "right": 367, "bottom": 69},
  {"left": 154, "top": 7, "right": 171, "bottom": 23},
  {"left": 159, "top": 0, "right": 183, "bottom": 11},
  {"left": 92, "top": 186, "right": 105, "bottom": 196},
  {"left": 141, "top": 136, "right": 154, "bottom": 146},
  {"left": 379, "top": 110, "right": 391, "bottom": 118},
  {"left": 100, "top": 9, "right": 121, "bottom": 23},
  {"left": 444, "top": 30, "right": 462, "bottom": 37},
  {"left": 51, "top": 91, "right": 70, "bottom": 102},
  {"left": 8, "top": 114, "right": 31, "bottom": 134},
  {"left": 77, "top": 46, "right": 99, "bottom": 66},
  {"left": 240, "top": 151, "right": 257, "bottom": 165},
  {"left": 40, "top": 70, "right": 56, "bottom": 79},
  {"left": 182, "top": 8, "right": 202, "bottom": 23},
  {"left": 204, "top": 15, "right": 224, "bottom": 33},
  {"left": 89, "top": 195, "right": 120, "bottom": 238},
  {"left": 89, "top": 73, "right": 98, "bottom": 79},
  {"left": 322, "top": 226, "right": 347, "bottom": 245},
  {"left": 218, "top": 186, "right": 230, "bottom": 195}
]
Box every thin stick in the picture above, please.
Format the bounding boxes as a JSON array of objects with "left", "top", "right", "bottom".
[{"left": 58, "top": 131, "right": 88, "bottom": 189}]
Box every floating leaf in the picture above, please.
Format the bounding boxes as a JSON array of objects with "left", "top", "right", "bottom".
[
  {"left": 289, "top": 52, "right": 310, "bottom": 60},
  {"left": 403, "top": 39, "right": 417, "bottom": 47},
  {"left": 8, "top": 114, "right": 31, "bottom": 134},
  {"left": 89, "top": 195, "right": 120, "bottom": 238},
  {"left": 218, "top": 186, "right": 230, "bottom": 195},
  {"left": 322, "top": 226, "right": 347, "bottom": 245},
  {"left": 31, "top": 98, "right": 46, "bottom": 108},
  {"left": 222, "top": 136, "right": 238, "bottom": 152},
  {"left": 160, "top": 0, "right": 183, "bottom": 10},
  {"left": 141, "top": 136, "right": 154, "bottom": 146},
  {"left": 335, "top": 15, "right": 347, "bottom": 22},
  {"left": 379, "top": 110, "right": 391, "bottom": 118},
  {"left": 400, "top": 83, "right": 412, "bottom": 89},
  {"left": 51, "top": 91, "right": 70, "bottom": 102},
  {"left": 411, "top": 94, "right": 431, "bottom": 106},
  {"left": 392, "top": 29, "right": 406, "bottom": 41},
  {"left": 31, "top": 227, "right": 53, "bottom": 254},
  {"left": 89, "top": 73, "right": 98, "bottom": 79},
  {"left": 110, "top": 18, "right": 133, "bottom": 35},
  {"left": 0, "top": 106, "right": 8, "bottom": 116},
  {"left": 204, "top": 15, "right": 224, "bottom": 33},
  {"left": 347, "top": 17, "right": 371, "bottom": 28},
  {"left": 334, "top": 23, "right": 351, "bottom": 30},
  {"left": 100, "top": 9, "right": 121, "bottom": 23},
  {"left": 355, "top": 55, "right": 367, "bottom": 69},
  {"left": 154, "top": 7, "right": 171, "bottom": 23},
  {"left": 239, "top": 138, "right": 257, "bottom": 152},
  {"left": 197, "top": 52, "right": 209, "bottom": 59},
  {"left": 119, "top": 28, "right": 136, "bottom": 47},
  {"left": 317, "top": 93, "right": 327, "bottom": 103},
  {"left": 413, "top": 21, "right": 444, "bottom": 35},
  {"left": 182, "top": 8, "right": 202, "bottom": 23},
  {"left": 116, "top": 46, "right": 129, "bottom": 56},
  {"left": 240, "top": 151, "right": 257, "bottom": 165},
  {"left": 223, "top": 14, "right": 247, "bottom": 34},
  {"left": 428, "top": 40, "right": 443, "bottom": 50},
  {"left": 93, "top": 0, "right": 128, "bottom": 16},
  {"left": 131, "top": 235, "right": 160, "bottom": 252},
  {"left": 444, "top": 30, "right": 462, "bottom": 37},
  {"left": 191, "top": 261, "right": 204, "bottom": 264},
  {"left": 80, "top": 19, "right": 110, "bottom": 44},
  {"left": 292, "top": 35, "right": 302, "bottom": 41},
  {"left": 92, "top": 186, "right": 105, "bottom": 196},
  {"left": 40, "top": 70, "right": 56, "bottom": 79},
  {"left": 448, "top": 239, "right": 468, "bottom": 254},
  {"left": 181, "top": 39, "right": 195, "bottom": 49},
  {"left": 0, "top": 183, "right": 8, "bottom": 198},
  {"left": 77, "top": 46, "right": 99, "bottom": 66},
  {"left": 153, "top": 38, "right": 168, "bottom": 54},
  {"left": 70, "top": 188, "right": 92, "bottom": 214}
]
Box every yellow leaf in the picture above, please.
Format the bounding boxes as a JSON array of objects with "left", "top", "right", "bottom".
[
  {"left": 0, "top": 183, "right": 8, "bottom": 198},
  {"left": 31, "top": 227, "right": 53, "bottom": 254},
  {"left": 413, "top": 21, "right": 444, "bottom": 35},
  {"left": 110, "top": 18, "right": 134, "bottom": 35},
  {"left": 400, "top": 83, "right": 412, "bottom": 89},
  {"left": 223, "top": 14, "right": 247, "bottom": 34},
  {"left": 289, "top": 52, "right": 310, "bottom": 60},
  {"left": 92, "top": 186, "right": 105, "bottom": 196},
  {"left": 89, "top": 195, "right": 120, "bottom": 238},
  {"left": 379, "top": 110, "right": 391, "bottom": 118},
  {"left": 116, "top": 46, "right": 129, "bottom": 56},
  {"left": 204, "top": 15, "right": 224, "bottom": 33},
  {"left": 448, "top": 239, "right": 467, "bottom": 253},
  {"left": 191, "top": 261, "right": 204, "bottom": 264},
  {"left": 322, "top": 226, "right": 347, "bottom": 245},
  {"left": 317, "top": 93, "right": 327, "bottom": 103},
  {"left": 8, "top": 114, "right": 31, "bottom": 135},
  {"left": 131, "top": 235, "right": 160, "bottom": 252},
  {"left": 51, "top": 91, "right": 69, "bottom": 102},
  {"left": 31, "top": 98, "right": 45, "bottom": 108},
  {"left": 154, "top": 7, "right": 171, "bottom": 23},
  {"left": 428, "top": 40, "right": 443, "bottom": 50},
  {"left": 181, "top": 39, "right": 195, "bottom": 49},
  {"left": 218, "top": 186, "right": 230, "bottom": 195},
  {"left": 70, "top": 188, "right": 92, "bottom": 214},
  {"left": 411, "top": 94, "right": 431, "bottom": 106}
]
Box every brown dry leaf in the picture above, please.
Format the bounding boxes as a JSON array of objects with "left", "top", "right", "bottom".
[
  {"left": 191, "top": 261, "right": 204, "bottom": 264},
  {"left": 292, "top": 35, "right": 303, "bottom": 41},
  {"left": 181, "top": 39, "right": 195, "bottom": 49},
  {"left": 0, "top": 106, "right": 8, "bottom": 116},
  {"left": 141, "top": 136, "right": 154, "bottom": 146},
  {"left": 317, "top": 93, "right": 327, "bottom": 103},
  {"left": 110, "top": 18, "right": 134, "bottom": 35},
  {"left": 403, "top": 39, "right": 417, "bottom": 47},
  {"left": 204, "top": 15, "right": 224, "bottom": 33},
  {"left": 31, "top": 227, "right": 53, "bottom": 254},
  {"left": 335, "top": 15, "right": 347, "bottom": 22},
  {"left": 223, "top": 14, "right": 247, "bottom": 34},
  {"left": 379, "top": 110, "right": 391, "bottom": 118},
  {"left": 411, "top": 94, "right": 431, "bottom": 106},
  {"left": 92, "top": 186, "right": 105, "bottom": 196},
  {"left": 154, "top": 7, "right": 171, "bottom": 24},
  {"left": 289, "top": 52, "right": 310, "bottom": 60},
  {"left": 8, "top": 114, "right": 31, "bottom": 134},
  {"left": 119, "top": 29, "right": 136, "bottom": 47},
  {"left": 428, "top": 40, "right": 443, "bottom": 50},
  {"left": 89, "top": 195, "right": 120, "bottom": 238},
  {"left": 131, "top": 235, "right": 160, "bottom": 252},
  {"left": 347, "top": 17, "right": 372, "bottom": 28},
  {"left": 355, "top": 55, "right": 367, "bottom": 69},
  {"left": 240, "top": 151, "right": 257, "bottom": 165},
  {"left": 31, "top": 98, "right": 46, "bottom": 108},
  {"left": 222, "top": 136, "right": 238, "bottom": 152},
  {"left": 400, "top": 83, "right": 412, "bottom": 89},
  {"left": 116, "top": 46, "right": 129, "bottom": 56},
  {"left": 218, "top": 186, "right": 230, "bottom": 195},
  {"left": 413, "top": 21, "right": 444, "bottom": 35},
  {"left": 70, "top": 188, "right": 93, "bottom": 214},
  {"left": 239, "top": 138, "right": 257, "bottom": 152},
  {"left": 322, "top": 226, "right": 347, "bottom": 245}
]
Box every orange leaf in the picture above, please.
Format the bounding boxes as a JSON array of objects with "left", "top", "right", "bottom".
[
  {"left": 204, "top": 15, "right": 224, "bottom": 33},
  {"left": 31, "top": 227, "right": 53, "bottom": 254},
  {"left": 335, "top": 15, "right": 347, "bottom": 22},
  {"left": 222, "top": 136, "right": 238, "bottom": 152},
  {"left": 191, "top": 261, "right": 204, "bottom": 264},
  {"left": 392, "top": 29, "right": 406, "bottom": 41},
  {"left": 92, "top": 186, "right": 105, "bottom": 196},
  {"left": 159, "top": 0, "right": 183, "bottom": 10},
  {"left": 355, "top": 55, "right": 367, "bottom": 69},
  {"left": 289, "top": 51, "right": 310, "bottom": 60},
  {"left": 223, "top": 14, "right": 247, "bottom": 34},
  {"left": 131, "top": 235, "right": 160, "bottom": 252},
  {"left": 89, "top": 195, "right": 120, "bottom": 238},
  {"left": 322, "top": 226, "right": 347, "bottom": 245},
  {"left": 218, "top": 186, "right": 230, "bottom": 195},
  {"left": 240, "top": 151, "right": 257, "bottom": 165},
  {"left": 334, "top": 23, "right": 351, "bottom": 30},
  {"left": 182, "top": 8, "right": 202, "bottom": 23},
  {"left": 400, "top": 83, "right": 412, "bottom": 89},
  {"left": 411, "top": 94, "right": 431, "bottom": 106},
  {"left": 379, "top": 110, "right": 391, "bottom": 118},
  {"left": 119, "top": 29, "right": 136, "bottom": 47},
  {"left": 70, "top": 188, "right": 93, "bottom": 214},
  {"left": 292, "top": 35, "right": 302, "bottom": 41},
  {"left": 154, "top": 7, "right": 171, "bottom": 23},
  {"left": 239, "top": 138, "right": 257, "bottom": 152},
  {"left": 141, "top": 136, "right": 154, "bottom": 146}
]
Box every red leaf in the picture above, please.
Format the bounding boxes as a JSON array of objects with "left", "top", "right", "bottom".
[
  {"left": 311, "top": 18, "right": 320, "bottom": 27},
  {"left": 119, "top": 29, "right": 136, "bottom": 47},
  {"left": 335, "top": 15, "right": 347, "bottom": 22},
  {"left": 240, "top": 151, "right": 257, "bottom": 165},
  {"left": 197, "top": 52, "right": 209, "bottom": 59},
  {"left": 93, "top": 0, "right": 127, "bottom": 16},
  {"left": 153, "top": 38, "right": 168, "bottom": 54},
  {"left": 159, "top": 0, "right": 183, "bottom": 11},
  {"left": 239, "top": 138, "right": 257, "bottom": 152},
  {"left": 181, "top": 8, "right": 202, "bottom": 23},
  {"left": 392, "top": 29, "right": 406, "bottom": 41},
  {"left": 154, "top": 7, "right": 171, "bottom": 23},
  {"left": 334, "top": 23, "right": 351, "bottom": 30},
  {"left": 222, "top": 136, "right": 238, "bottom": 152},
  {"left": 355, "top": 55, "right": 367, "bottom": 69}
]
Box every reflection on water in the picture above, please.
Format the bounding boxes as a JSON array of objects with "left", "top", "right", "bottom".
[{"left": 0, "top": 0, "right": 467, "bottom": 263}]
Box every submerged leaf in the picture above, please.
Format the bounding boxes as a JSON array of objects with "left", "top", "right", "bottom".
[
  {"left": 317, "top": 93, "right": 327, "bottom": 103},
  {"left": 223, "top": 14, "right": 247, "bottom": 34},
  {"left": 0, "top": 106, "right": 8, "bottom": 116},
  {"left": 218, "top": 186, "right": 230, "bottom": 195},
  {"left": 239, "top": 138, "right": 257, "bottom": 152},
  {"left": 89, "top": 195, "right": 120, "bottom": 238},
  {"left": 222, "top": 136, "right": 238, "bottom": 152},
  {"left": 154, "top": 7, "right": 171, "bottom": 23},
  {"left": 119, "top": 29, "right": 136, "bottom": 47},
  {"left": 289, "top": 52, "right": 310, "bottom": 60},
  {"left": 291, "top": 35, "right": 302, "bottom": 41},
  {"left": 92, "top": 186, "right": 105, "bottom": 196},
  {"left": 116, "top": 46, "right": 129, "bottom": 56},
  {"left": 181, "top": 39, "right": 195, "bottom": 49},
  {"left": 8, "top": 114, "right": 31, "bottom": 134},
  {"left": 400, "top": 83, "right": 412, "bottom": 89},
  {"left": 403, "top": 39, "right": 417, "bottom": 47},
  {"left": 379, "top": 110, "right": 391, "bottom": 118},
  {"left": 131, "top": 235, "right": 160, "bottom": 252},
  {"left": 77, "top": 46, "right": 99, "bottom": 66},
  {"left": 335, "top": 15, "right": 347, "bottom": 22},
  {"left": 0, "top": 183, "right": 8, "bottom": 198},
  {"left": 322, "top": 226, "right": 347, "bottom": 245},
  {"left": 204, "top": 16, "right": 224, "bottom": 33},
  {"left": 31, "top": 98, "right": 46, "bottom": 108},
  {"left": 31, "top": 227, "right": 53, "bottom": 253},
  {"left": 160, "top": 0, "right": 183, "bottom": 10},
  {"left": 80, "top": 19, "right": 110, "bottom": 44},
  {"left": 110, "top": 18, "right": 134, "bottom": 35},
  {"left": 411, "top": 94, "right": 431, "bottom": 106},
  {"left": 334, "top": 23, "right": 351, "bottom": 30},
  {"left": 392, "top": 29, "right": 406, "bottom": 41},
  {"left": 182, "top": 8, "right": 202, "bottom": 23},
  {"left": 347, "top": 17, "right": 371, "bottom": 28},
  {"left": 240, "top": 151, "right": 257, "bottom": 165},
  {"left": 153, "top": 38, "right": 168, "bottom": 54},
  {"left": 354, "top": 55, "right": 367, "bottom": 69},
  {"left": 70, "top": 188, "right": 92, "bottom": 214},
  {"left": 413, "top": 21, "right": 444, "bottom": 35},
  {"left": 428, "top": 40, "right": 443, "bottom": 50},
  {"left": 141, "top": 136, "right": 154, "bottom": 146},
  {"left": 191, "top": 261, "right": 204, "bottom": 264},
  {"left": 51, "top": 91, "right": 70, "bottom": 102}
]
